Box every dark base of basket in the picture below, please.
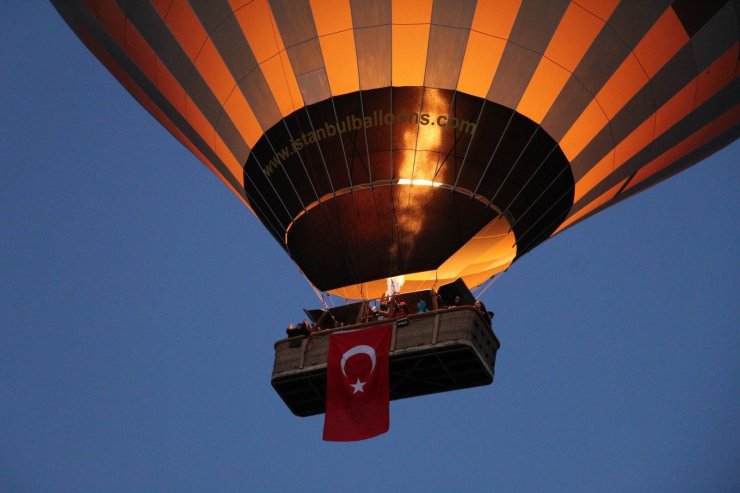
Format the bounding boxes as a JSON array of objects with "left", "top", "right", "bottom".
[{"left": 272, "top": 341, "right": 495, "bottom": 417}]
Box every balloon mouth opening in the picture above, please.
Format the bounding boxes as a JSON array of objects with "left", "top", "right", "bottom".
[
  {"left": 325, "top": 213, "right": 517, "bottom": 300},
  {"left": 284, "top": 181, "right": 506, "bottom": 244},
  {"left": 283, "top": 181, "right": 517, "bottom": 300}
]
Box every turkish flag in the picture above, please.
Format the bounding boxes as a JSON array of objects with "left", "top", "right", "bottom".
[{"left": 323, "top": 324, "right": 392, "bottom": 441}]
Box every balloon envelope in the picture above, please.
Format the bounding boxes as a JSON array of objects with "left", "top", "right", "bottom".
[{"left": 53, "top": 0, "right": 739, "bottom": 298}]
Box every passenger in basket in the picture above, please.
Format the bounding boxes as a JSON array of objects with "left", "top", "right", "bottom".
[
  {"left": 285, "top": 323, "right": 296, "bottom": 337},
  {"left": 287, "top": 321, "right": 308, "bottom": 337},
  {"left": 381, "top": 298, "right": 397, "bottom": 318},
  {"left": 378, "top": 295, "right": 396, "bottom": 319},
  {"left": 397, "top": 301, "right": 410, "bottom": 317},
  {"left": 474, "top": 300, "right": 494, "bottom": 322},
  {"left": 379, "top": 294, "right": 390, "bottom": 312},
  {"left": 417, "top": 299, "right": 428, "bottom": 313}
]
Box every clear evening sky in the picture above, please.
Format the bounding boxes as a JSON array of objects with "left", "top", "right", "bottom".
[{"left": 1, "top": 4, "right": 738, "bottom": 492}]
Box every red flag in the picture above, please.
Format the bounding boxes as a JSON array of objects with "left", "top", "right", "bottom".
[{"left": 323, "top": 324, "right": 392, "bottom": 441}]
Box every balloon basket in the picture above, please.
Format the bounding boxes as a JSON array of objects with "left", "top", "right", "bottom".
[{"left": 271, "top": 306, "right": 500, "bottom": 417}]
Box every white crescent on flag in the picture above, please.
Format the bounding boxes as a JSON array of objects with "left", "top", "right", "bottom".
[{"left": 340, "top": 345, "right": 377, "bottom": 378}]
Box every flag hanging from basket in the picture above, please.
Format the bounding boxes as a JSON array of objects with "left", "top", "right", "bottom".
[{"left": 323, "top": 324, "right": 392, "bottom": 441}]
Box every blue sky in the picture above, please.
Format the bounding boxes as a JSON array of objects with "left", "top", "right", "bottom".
[{"left": 1, "top": 4, "right": 738, "bottom": 492}]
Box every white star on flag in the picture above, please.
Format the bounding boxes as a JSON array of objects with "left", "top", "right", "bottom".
[{"left": 350, "top": 378, "right": 366, "bottom": 394}]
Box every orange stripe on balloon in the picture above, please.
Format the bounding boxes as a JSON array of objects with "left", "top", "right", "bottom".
[
  {"left": 310, "top": 0, "right": 359, "bottom": 96},
  {"left": 516, "top": 58, "right": 571, "bottom": 124},
  {"left": 633, "top": 7, "right": 689, "bottom": 78},
  {"left": 155, "top": 1, "right": 264, "bottom": 148},
  {"left": 310, "top": 0, "right": 352, "bottom": 35},
  {"left": 470, "top": 0, "right": 521, "bottom": 39},
  {"left": 562, "top": 5, "right": 693, "bottom": 160},
  {"left": 458, "top": 0, "right": 521, "bottom": 98},
  {"left": 654, "top": 79, "right": 697, "bottom": 138},
  {"left": 573, "top": 151, "right": 614, "bottom": 203},
  {"left": 89, "top": 0, "right": 155, "bottom": 87},
  {"left": 154, "top": 58, "right": 188, "bottom": 126},
  {"left": 558, "top": 99, "right": 609, "bottom": 161},
  {"left": 612, "top": 117, "right": 655, "bottom": 177},
  {"left": 573, "top": 0, "right": 620, "bottom": 21},
  {"left": 391, "top": 0, "right": 432, "bottom": 87},
  {"left": 319, "top": 31, "right": 360, "bottom": 95},
  {"left": 194, "top": 40, "right": 237, "bottom": 107},
  {"left": 83, "top": 2, "right": 246, "bottom": 189},
  {"left": 89, "top": 2, "right": 187, "bottom": 144},
  {"left": 148, "top": 0, "right": 173, "bottom": 15},
  {"left": 571, "top": 114, "right": 652, "bottom": 203},
  {"left": 518, "top": 3, "right": 607, "bottom": 124},
  {"left": 560, "top": 55, "right": 646, "bottom": 161},
  {"left": 457, "top": 31, "right": 505, "bottom": 98},
  {"left": 544, "top": 2, "right": 607, "bottom": 73},
  {"left": 393, "top": 24, "right": 431, "bottom": 87},
  {"left": 596, "top": 54, "right": 648, "bottom": 120},
  {"left": 75, "top": 19, "right": 248, "bottom": 205},
  {"left": 260, "top": 54, "right": 304, "bottom": 116},
  {"left": 626, "top": 103, "right": 740, "bottom": 192},
  {"left": 554, "top": 177, "right": 627, "bottom": 235},
  {"left": 573, "top": 44, "right": 738, "bottom": 202},
  {"left": 392, "top": 0, "right": 433, "bottom": 24},
  {"left": 150, "top": 1, "right": 202, "bottom": 59},
  {"left": 230, "top": 0, "right": 277, "bottom": 63},
  {"left": 232, "top": 0, "right": 304, "bottom": 116},
  {"left": 695, "top": 42, "right": 738, "bottom": 107},
  {"left": 81, "top": 1, "right": 186, "bottom": 125},
  {"left": 83, "top": 0, "right": 125, "bottom": 47},
  {"left": 184, "top": 95, "right": 247, "bottom": 182}
]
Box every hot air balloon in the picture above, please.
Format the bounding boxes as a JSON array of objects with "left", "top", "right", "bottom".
[{"left": 53, "top": 0, "right": 738, "bottom": 415}]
